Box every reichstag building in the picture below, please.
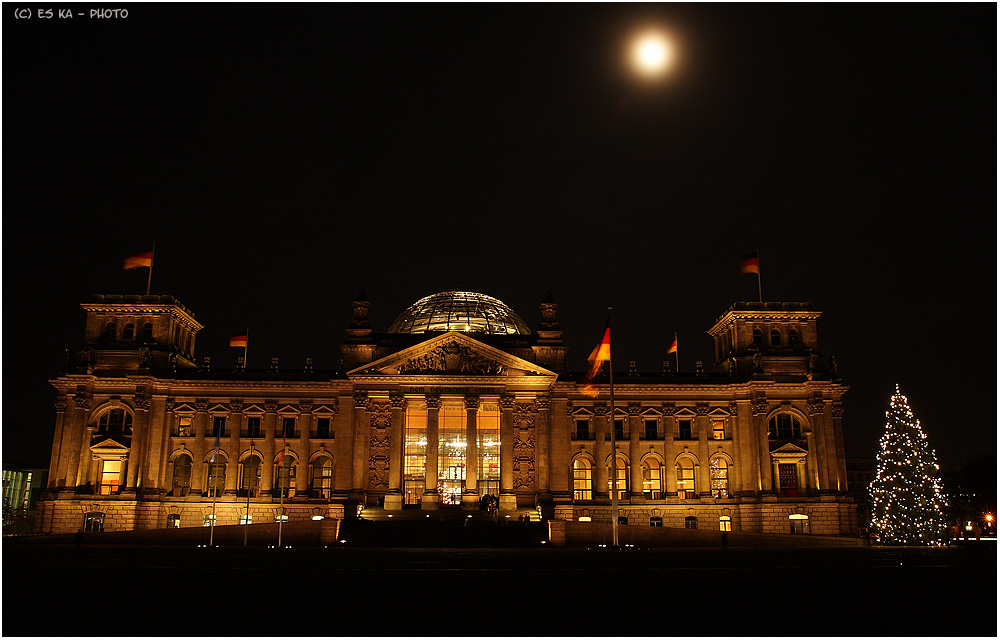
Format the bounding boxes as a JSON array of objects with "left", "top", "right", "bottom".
[{"left": 37, "top": 290, "right": 857, "bottom": 536}]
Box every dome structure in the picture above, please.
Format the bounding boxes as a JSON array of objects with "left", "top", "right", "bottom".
[{"left": 387, "top": 291, "right": 531, "bottom": 335}]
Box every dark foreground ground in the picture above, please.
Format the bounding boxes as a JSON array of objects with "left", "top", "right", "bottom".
[{"left": 3, "top": 541, "right": 995, "bottom": 637}]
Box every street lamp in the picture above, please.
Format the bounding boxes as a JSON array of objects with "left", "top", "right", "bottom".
[{"left": 630, "top": 30, "right": 674, "bottom": 77}]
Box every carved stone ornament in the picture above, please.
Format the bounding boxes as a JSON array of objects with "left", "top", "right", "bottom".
[
  {"left": 369, "top": 402, "right": 392, "bottom": 430},
  {"left": 535, "top": 396, "right": 550, "bottom": 411},
  {"left": 807, "top": 400, "right": 825, "bottom": 415},
  {"left": 54, "top": 397, "right": 68, "bottom": 412},
  {"left": 263, "top": 400, "right": 278, "bottom": 413},
  {"left": 229, "top": 400, "right": 244, "bottom": 414},
  {"left": 390, "top": 394, "right": 405, "bottom": 410},
  {"left": 831, "top": 403, "right": 844, "bottom": 418},
  {"left": 424, "top": 394, "right": 441, "bottom": 410},
  {"left": 500, "top": 395, "right": 516, "bottom": 411},
  {"left": 695, "top": 403, "right": 710, "bottom": 416},
  {"left": 627, "top": 403, "right": 642, "bottom": 416},
  {"left": 464, "top": 395, "right": 480, "bottom": 410},
  {"left": 367, "top": 400, "right": 391, "bottom": 491},
  {"left": 352, "top": 391, "right": 368, "bottom": 410},
  {"left": 194, "top": 400, "right": 210, "bottom": 413},
  {"left": 751, "top": 397, "right": 769, "bottom": 416},
  {"left": 514, "top": 404, "right": 535, "bottom": 430},
  {"left": 397, "top": 341, "right": 507, "bottom": 376},
  {"left": 298, "top": 402, "right": 314, "bottom": 414},
  {"left": 74, "top": 394, "right": 93, "bottom": 411},
  {"left": 592, "top": 403, "right": 609, "bottom": 416},
  {"left": 513, "top": 428, "right": 536, "bottom": 490},
  {"left": 133, "top": 393, "right": 151, "bottom": 411}
]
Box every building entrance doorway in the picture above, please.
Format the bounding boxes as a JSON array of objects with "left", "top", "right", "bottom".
[{"left": 403, "top": 480, "right": 423, "bottom": 506}]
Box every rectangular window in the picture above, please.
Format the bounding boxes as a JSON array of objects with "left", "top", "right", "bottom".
[
  {"left": 613, "top": 419, "right": 625, "bottom": 441},
  {"left": 167, "top": 514, "right": 181, "bottom": 529},
  {"left": 316, "top": 417, "right": 331, "bottom": 438},
  {"left": 281, "top": 417, "right": 296, "bottom": 438},
  {"left": 246, "top": 417, "right": 262, "bottom": 438},
  {"left": 438, "top": 403, "right": 466, "bottom": 506},
  {"left": 99, "top": 459, "right": 122, "bottom": 495},
  {"left": 778, "top": 463, "right": 798, "bottom": 497},
  {"left": 711, "top": 419, "right": 726, "bottom": 440},
  {"left": 649, "top": 516, "right": 663, "bottom": 527},
  {"left": 678, "top": 419, "right": 692, "bottom": 440},
  {"left": 575, "top": 419, "right": 590, "bottom": 440},
  {"left": 177, "top": 416, "right": 193, "bottom": 437},
  {"left": 644, "top": 419, "right": 658, "bottom": 440},
  {"left": 404, "top": 402, "right": 427, "bottom": 506},
  {"left": 478, "top": 402, "right": 501, "bottom": 495},
  {"left": 719, "top": 516, "right": 732, "bottom": 532},
  {"left": 212, "top": 416, "right": 226, "bottom": 438}
]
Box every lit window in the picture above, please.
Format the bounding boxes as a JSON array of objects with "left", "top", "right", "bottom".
[
  {"left": 607, "top": 454, "right": 628, "bottom": 501},
  {"left": 676, "top": 458, "right": 695, "bottom": 498},
  {"left": 240, "top": 456, "right": 261, "bottom": 497},
  {"left": 166, "top": 514, "right": 181, "bottom": 528},
  {"left": 778, "top": 463, "right": 798, "bottom": 497},
  {"left": 99, "top": 459, "right": 122, "bottom": 495},
  {"left": 710, "top": 457, "right": 729, "bottom": 498},
  {"left": 274, "top": 458, "right": 297, "bottom": 499},
  {"left": 711, "top": 419, "right": 726, "bottom": 440},
  {"left": 177, "top": 416, "right": 193, "bottom": 437},
  {"left": 642, "top": 458, "right": 662, "bottom": 500},
  {"left": 404, "top": 402, "right": 427, "bottom": 505},
  {"left": 719, "top": 515, "right": 732, "bottom": 532},
  {"left": 573, "top": 458, "right": 592, "bottom": 501},
  {"left": 203, "top": 514, "right": 215, "bottom": 527},
  {"left": 311, "top": 455, "right": 333, "bottom": 499},
  {"left": 207, "top": 459, "right": 226, "bottom": 498}
]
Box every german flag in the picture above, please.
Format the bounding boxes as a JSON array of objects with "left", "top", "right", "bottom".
[
  {"left": 740, "top": 252, "right": 759, "bottom": 275},
  {"left": 580, "top": 321, "right": 611, "bottom": 398},
  {"left": 229, "top": 335, "right": 248, "bottom": 348},
  {"left": 666, "top": 337, "right": 677, "bottom": 354},
  {"left": 123, "top": 251, "right": 153, "bottom": 270}
]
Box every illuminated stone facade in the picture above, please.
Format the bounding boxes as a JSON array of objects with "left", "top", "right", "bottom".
[{"left": 37, "top": 291, "right": 857, "bottom": 537}]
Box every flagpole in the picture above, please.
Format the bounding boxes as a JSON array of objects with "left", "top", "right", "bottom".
[
  {"left": 674, "top": 331, "right": 679, "bottom": 373},
  {"left": 146, "top": 241, "right": 155, "bottom": 296},
  {"left": 278, "top": 445, "right": 286, "bottom": 548},
  {"left": 244, "top": 328, "right": 249, "bottom": 369},
  {"left": 608, "top": 307, "right": 618, "bottom": 548},
  {"left": 756, "top": 247, "right": 763, "bottom": 303},
  {"left": 209, "top": 469, "right": 218, "bottom": 546}
]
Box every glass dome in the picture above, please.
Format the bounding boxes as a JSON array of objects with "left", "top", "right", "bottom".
[{"left": 387, "top": 291, "right": 531, "bottom": 335}]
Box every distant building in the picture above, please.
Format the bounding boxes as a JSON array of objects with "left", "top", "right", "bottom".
[
  {"left": 846, "top": 457, "right": 876, "bottom": 533},
  {"left": 3, "top": 465, "right": 49, "bottom": 531},
  {"left": 37, "top": 291, "right": 856, "bottom": 537}
]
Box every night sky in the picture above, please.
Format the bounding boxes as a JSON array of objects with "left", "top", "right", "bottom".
[{"left": 4, "top": 3, "right": 995, "bottom": 472}]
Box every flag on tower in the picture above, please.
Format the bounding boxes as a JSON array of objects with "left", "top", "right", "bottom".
[
  {"left": 580, "top": 321, "right": 611, "bottom": 398},
  {"left": 666, "top": 337, "right": 678, "bottom": 354},
  {"left": 123, "top": 251, "right": 153, "bottom": 270},
  {"left": 229, "top": 335, "right": 248, "bottom": 348},
  {"left": 740, "top": 252, "right": 759, "bottom": 275}
]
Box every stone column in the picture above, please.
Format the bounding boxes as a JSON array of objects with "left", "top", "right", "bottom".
[
  {"left": 593, "top": 404, "right": 609, "bottom": 504},
  {"left": 296, "top": 402, "right": 313, "bottom": 497},
  {"left": 87, "top": 452, "right": 100, "bottom": 487},
  {"left": 351, "top": 391, "right": 368, "bottom": 500},
  {"left": 79, "top": 426, "right": 96, "bottom": 492},
  {"left": 628, "top": 403, "right": 642, "bottom": 500},
  {"left": 663, "top": 405, "right": 677, "bottom": 497},
  {"left": 224, "top": 402, "right": 243, "bottom": 496},
  {"left": 125, "top": 392, "right": 150, "bottom": 492},
  {"left": 696, "top": 405, "right": 712, "bottom": 498},
  {"left": 149, "top": 396, "right": 170, "bottom": 496},
  {"left": 191, "top": 401, "right": 209, "bottom": 494},
  {"left": 753, "top": 398, "right": 773, "bottom": 492},
  {"left": 462, "top": 395, "right": 480, "bottom": 509},
  {"left": 499, "top": 394, "right": 516, "bottom": 510},
  {"left": 48, "top": 397, "right": 68, "bottom": 488},
  {"left": 422, "top": 394, "right": 440, "bottom": 509},
  {"left": 261, "top": 403, "right": 277, "bottom": 497},
  {"left": 830, "top": 403, "right": 847, "bottom": 492},
  {"left": 387, "top": 394, "right": 405, "bottom": 494},
  {"left": 536, "top": 396, "right": 552, "bottom": 498},
  {"left": 549, "top": 399, "right": 571, "bottom": 501},
  {"left": 65, "top": 393, "right": 91, "bottom": 490}
]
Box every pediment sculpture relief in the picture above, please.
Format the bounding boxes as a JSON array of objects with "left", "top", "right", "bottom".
[{"left": 397, "top": 340, "right": 507, "bottom": 375}]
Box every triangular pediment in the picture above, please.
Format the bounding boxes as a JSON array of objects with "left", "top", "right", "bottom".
[
  {"left": 770, "top": 441, "right": 808, "bottom": 458},
  {"left": 90, "top": 435, "right": 131, "bottom": 453},
  {"left": 347, "top": 332, "right": 556, "bottom": 379}
]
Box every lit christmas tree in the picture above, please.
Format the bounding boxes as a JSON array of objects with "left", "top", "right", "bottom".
[{"left": 869, "top": 385, "right": 949, "bottom": 545}]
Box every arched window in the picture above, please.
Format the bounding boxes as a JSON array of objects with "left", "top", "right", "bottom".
[
  {"left": 172, "top": 454, "right": 192, "bottom": 496},
  {"left": 572, "top": 458, "right": 592, "bottom": 501},
  {"left": 103, "top": 322, "right": 116, "bottom": 340},
  {"left": 274, "top": 458, "right": 296, "bottom": 499},
  {"left": 97, "top": 408, "right": 133, "bottom": 435},
  {"left": 768, "top": 414, "right": 802, "bottom": 439},
  {"left": 141, "top": 322, "right": 154, "bottom": 341},
  {"left": 752, "top": 328, "right": 763, "bottom": 347},
  {"left": 122, "top": 322, "right": 135, "bottom": 340},
  {"left": 607, "top": 454, "right": 628, "bottom": 501},
  {"left": 788, "top": 329, "right": 799, "bottom": 346},
  {"left": 770, "top": 329, "right": 782, "bottom": 346},
  {"left": 710, "top": 456, "right": 729, "bottom": 498},
  {"left": 207, "top": 458, "right": 226, "bottom": 498},
  {"left": 676, "top": 458, "right": 695, "bottom": 498},
  {"left": 684, "top": 515, "right": 698, "bottom": 529},
  {"left": 642, "top": 458, "right": 662, "bottom": 500},
  {"left": 311, "top": 455, "right": 333, "bottom": 499},
  {"left": 240, "top": 455, "right": 262, "bottom": 497}
]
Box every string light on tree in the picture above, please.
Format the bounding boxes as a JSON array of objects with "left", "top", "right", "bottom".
[{"left": 869, "top": 385, "right": 949, "bottom": 545}]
